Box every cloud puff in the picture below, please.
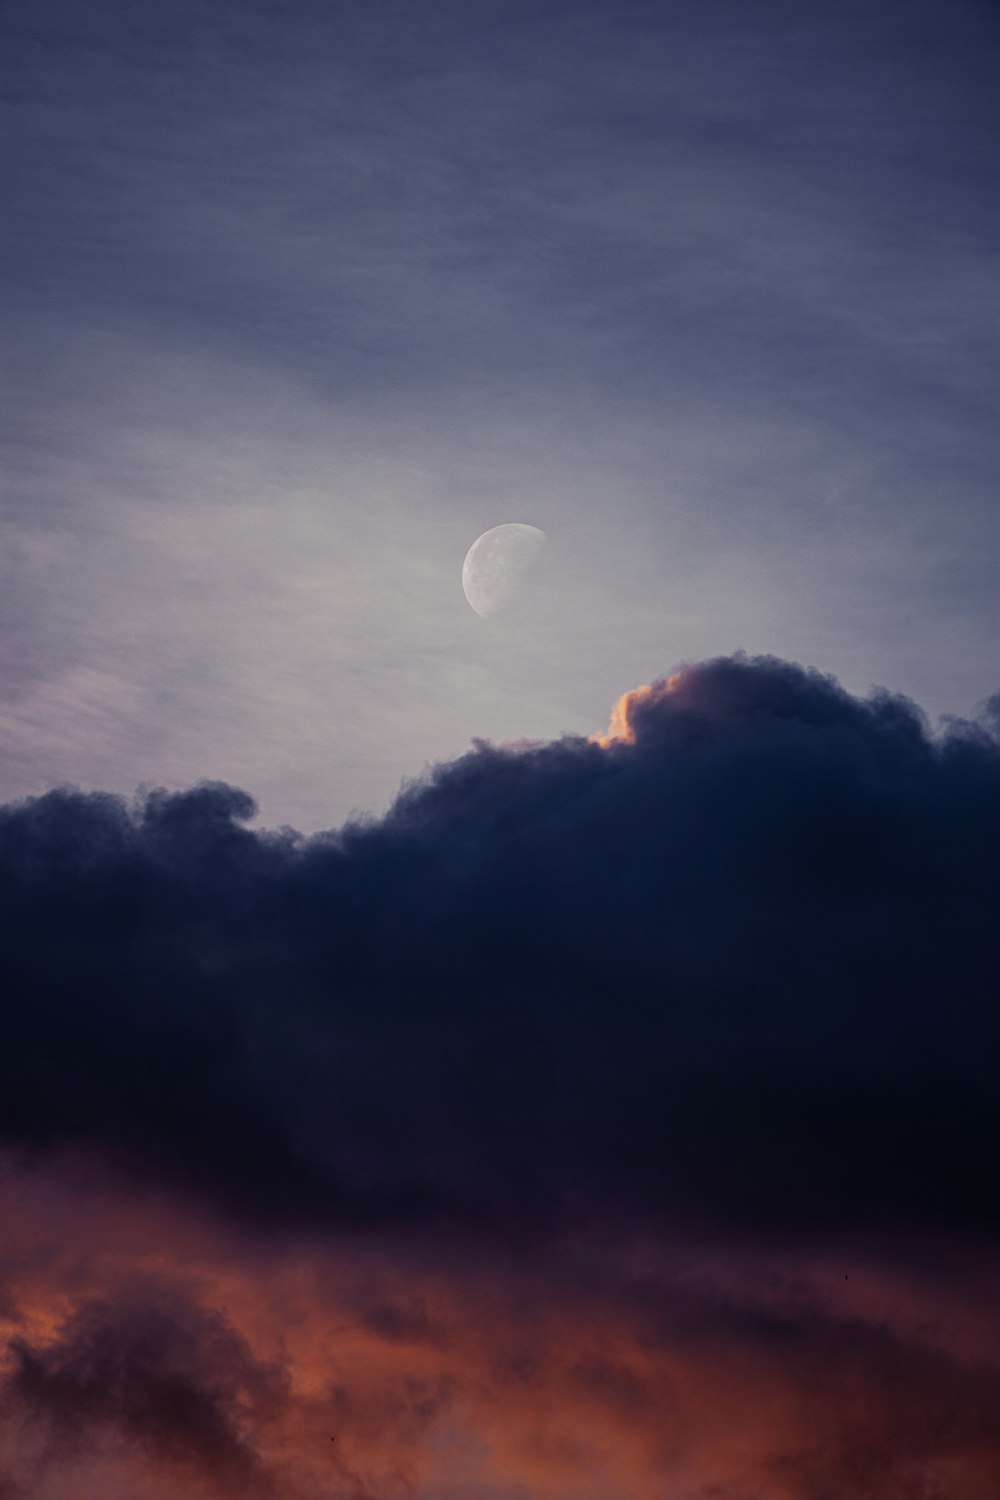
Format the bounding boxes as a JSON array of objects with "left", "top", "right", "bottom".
[
  {"left": 1, "top": 653, "right": 999, "bottom": 1240},
  {"left": 6, "top": 1280, "right": 283, "bottom": 1495}
]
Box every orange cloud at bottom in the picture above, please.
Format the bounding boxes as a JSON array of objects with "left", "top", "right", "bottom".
[{"left": 2, "top": 1157, "right": 1000, "bottom": 1500}]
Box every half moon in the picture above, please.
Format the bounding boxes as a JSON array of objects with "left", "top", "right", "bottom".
[{"left": 462, "top": 524, "right": 547, "bottom": 617}]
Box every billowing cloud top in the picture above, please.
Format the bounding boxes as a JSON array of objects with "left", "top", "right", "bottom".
[{"left": 2, "top": 653, "right": 999, "bottom": 1241}]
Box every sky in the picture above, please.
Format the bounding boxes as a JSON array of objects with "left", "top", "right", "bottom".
[
  {"left": 2, "top": 1, "right": 1000, "bottom": 1498},
  {"left": 2, "top": 0, "right": 998, "bottom": 827}
]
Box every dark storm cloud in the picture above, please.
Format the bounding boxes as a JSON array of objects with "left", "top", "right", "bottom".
[
  {"left": 2, "top": 653, "right": 1000, "bottom": 1239},
  {"left": 5, "top": 1279, "right": 283, "bottom": 1493}
]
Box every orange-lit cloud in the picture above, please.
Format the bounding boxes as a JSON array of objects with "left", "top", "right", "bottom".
[
  {"left": 592, "top": 675, "right": 683, "bottom": 746},
  {"left": 3, "top": 1156, "right": 1000, "bottom": 1500}
]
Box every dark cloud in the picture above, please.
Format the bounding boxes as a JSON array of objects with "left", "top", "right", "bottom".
[
  {"left": 4, "top": 1279, "right": 284, "bottom": 1494},
  {"left": 2, "top": 653, "right": 1000, "bottom": 1239}
]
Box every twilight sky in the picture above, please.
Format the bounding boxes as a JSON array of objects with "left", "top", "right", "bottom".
[
  {"left": 2, "top": 3, "right": 1000, "bottom": 1499},
  {"left": 3, "top": 0, "right": 997, "bottom": 827}
]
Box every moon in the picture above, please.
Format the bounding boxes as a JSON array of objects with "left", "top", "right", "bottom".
[{"left": 462, "top": 524, "right": 547, "bottom": 617}]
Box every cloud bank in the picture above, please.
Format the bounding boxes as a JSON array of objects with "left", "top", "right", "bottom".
[
  {"left": 2, "top": 651, "right": 999, "bottom": 1238},
  {"left": 3, "top": 653, "right": 1000, "bottom": 1498}
]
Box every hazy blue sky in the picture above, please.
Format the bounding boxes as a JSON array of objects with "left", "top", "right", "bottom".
[{"left": 3, "top": 0, "right": 997, "bottom": 828}]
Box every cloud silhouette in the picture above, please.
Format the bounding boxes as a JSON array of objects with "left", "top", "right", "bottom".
[{"left": 2, "top": 653, "right": 999, "bottom": 1240}]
